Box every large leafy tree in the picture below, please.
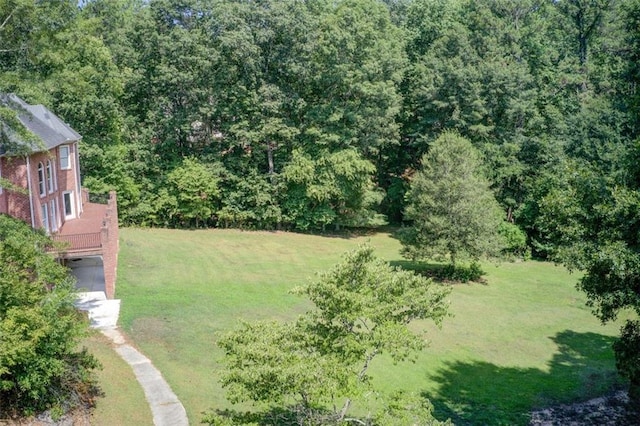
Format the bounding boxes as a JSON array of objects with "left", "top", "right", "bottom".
[
  {"left": 302, "top": 0, "right": 406, "bottom": 158},
  {"left": 307, "top": 0, "right": 406, "bottom": 225},
  {"left": 200, "top": 0, "right": 312, "bottom": 228},
  {"left": 399, "top": 132, "right": 504, "bottom": 266},
  {"left": 393, "top": 0, "right": 548, "bottom": 222},
  {"left": 207, "top": 245, "right": 450, "bottom": 425},
  {"left": 0, "top": 215, "right": 99, "bottom": 417},
  {"left": 282, "top": 149, "right": 383, "bottom": 230},
  {"left": 205, "top": 0, "right": 312, "bottom": 174},
  {"left": 534, "top": 140, "right": 640, "bottom": 404},
  {"left": 556, "top": 0, "right": 616, "bottom": 68},
  {"left": 202, "top": 0, "right": 405, "bottom": 230}
]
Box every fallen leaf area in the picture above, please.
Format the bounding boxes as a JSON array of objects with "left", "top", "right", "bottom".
[{"left": 530, "top": 391, "right": 639, "bottom": 425}]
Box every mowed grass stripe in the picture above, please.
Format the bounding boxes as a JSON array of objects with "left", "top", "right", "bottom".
[{"left": 116, "top": 228, "right": 630, "bottom": 425}]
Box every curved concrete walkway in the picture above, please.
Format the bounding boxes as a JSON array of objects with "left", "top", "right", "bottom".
[
  {"left": 77, "top": 292, "right": 189, "bottom": 426},
  {"left": 101, "top": 328, "right": 189, "bottom": 426}
]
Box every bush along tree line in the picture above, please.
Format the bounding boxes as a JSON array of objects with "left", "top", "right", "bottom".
[
  {"left": 0, "top": 215, "right": 99, "bottom": 419},
  {"left": 2, "top": 0, "right": 640, "bottom": 411}
]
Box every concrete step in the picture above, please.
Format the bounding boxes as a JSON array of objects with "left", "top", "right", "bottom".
[
  {"left": 76, "top": 291, "right": 107, "bottom": 304},
  {"left": 75, "top": 293, "right": 120, "bottom": 329}
]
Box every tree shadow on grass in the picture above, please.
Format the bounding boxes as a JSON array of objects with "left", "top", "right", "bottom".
[
  {"left": 390, "top": 259, "right": 486, "bottom": 283},
  {"left": 302, "top": 226, "right": 392, "bottom": 240},
  {"left": 424, "top": 330, "right": 625, "bottom": 425},
  {"left": 390, "top": 259, "right": 445, "bottom": 274}
]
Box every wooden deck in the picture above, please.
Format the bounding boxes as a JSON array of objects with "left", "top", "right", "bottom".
[{"left": 54, "top": 202, "right": 108, "bottom": 256}]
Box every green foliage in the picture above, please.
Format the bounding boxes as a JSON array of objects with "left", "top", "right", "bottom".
[
  {"left": 213, "top": 244, "right": 450, "bottom": 424},
  {"left": 375, "top": 390, "right": 451, "bottom": 426},
  {"left": 80, "top": 141, "right": 145, "bottom": 223},
  {"left": 167, "top": 157, "right": 222, "bottom": 227},
  {"left": 282, "top": 149, "right": 381, "bottom": 230},
  {"left": 304, "top": 0, "right": 406, "bottom": 157},
  {"left": 498, "top": 222, "right": 530, "bottom": 260},
  {"left": 218, "top": 320, "right": 352, "bottom": 407},
  {"left": 438, "top": 263, "right": 484, "bottom": 284},
  {"left": 0, "top": 215, "right": 99, "bottom": 417},
  {"left": 613, "top": 320, "right": 640, "bottom": 402},
  {"left": 0, "top": 100, "right": 44, "bottom": 155},
  {"left": 537, "top": 150, "right": 640, "bottom": 403},
  {"left": 1, "top": 0, "right": 637, "bottom": 252},
  {"left": 217, "top": 170, "right": 283, "bottom": 229},
  {"left": 399, "top": 132, "right": 505, "bottom": 266},
  {"left": 396, "top": 261, "right": 485, "bottom": 284}
]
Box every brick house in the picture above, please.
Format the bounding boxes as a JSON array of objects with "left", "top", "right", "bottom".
[{"left": 0, "top": 94, "right": 119, "bottom": 299}]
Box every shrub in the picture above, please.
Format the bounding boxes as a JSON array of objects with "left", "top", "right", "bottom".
[
  {"left": 499, "top": 222, "right": 531, "bottom": 260},
  {"left": 437, "top": 262, "right": 485, "bottom": 283},
  {"left": 0, "top": 215, "right": 100, "bottom": 418}
]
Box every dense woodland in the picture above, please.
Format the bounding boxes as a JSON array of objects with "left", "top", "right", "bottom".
[{"left": 0, "top": 0, "right": 636, "bottom": 242}]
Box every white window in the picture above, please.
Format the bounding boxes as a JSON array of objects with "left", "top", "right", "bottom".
[
  {"left": 49, "top": 199, "right": 57, "bottom": 232},
  {"left": 46, "top": 160, "right": 54, "bottom": 193},
  {"left": 63, "top": 191, "right": 74, "bottom": 219},
  {"left": 37, "top": 162, "right": 45, "bottom": 196},
  {"left": 41, "top": 204, "right": 49, "bottom": 233},
  {"left": 59, "top": 145, "right": 70, "bottom": 170}
]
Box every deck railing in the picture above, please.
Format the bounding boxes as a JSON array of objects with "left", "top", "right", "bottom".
[{"left": 53, "top": 232, "right": 102, "bottom": 252}]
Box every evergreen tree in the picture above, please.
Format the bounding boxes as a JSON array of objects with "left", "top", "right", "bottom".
[{"left": 399, "top": 132, "right": 504, "bottom": 266}]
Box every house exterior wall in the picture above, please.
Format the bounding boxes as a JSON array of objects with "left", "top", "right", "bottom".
[
  {"left": 55, "top": 142, "right": 83, "bottom": 220},
  {"left": 0, "top": 142, "right": 81, "bottom": 233},
  {"left": 0, "top": 156, "right": 33, "bottom": 224}
]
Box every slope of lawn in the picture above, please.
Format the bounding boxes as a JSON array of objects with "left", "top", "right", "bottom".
[{"left": 116, "top": 227, "right": 630, "bottom": 425}]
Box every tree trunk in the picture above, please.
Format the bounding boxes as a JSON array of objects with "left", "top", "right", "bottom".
[
  {"left": 629, "top": 375, "right": 640, "bottom": 409},
  {"left": 267, "top": 141, "right": 275, "bottom": 175},
  {"left": 578, "top": 34, "right": 588, "bottom": 67}
]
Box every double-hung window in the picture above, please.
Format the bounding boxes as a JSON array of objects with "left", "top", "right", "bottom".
[
  {"left": 46, "top": 160, "right": 54, "bottom": 193},
  {"left": 41, "top": 204, "right": 49, "bottom": 233},
  {"left": 37, "top": 162, "right": 45, "bottom": 197},
  {"left": 49, "top": 199, "right": 57, "bottom": 232},
  {"left": 59, "top": 145, "right": 70, "bottom": 170}
]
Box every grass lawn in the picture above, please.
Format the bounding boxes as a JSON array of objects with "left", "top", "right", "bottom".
[
  {"left": 83, "top": 332, "right": 153, "bottom": 425},
  {"left": 115, "top": 227, "right": 630, "bottom": 425}
]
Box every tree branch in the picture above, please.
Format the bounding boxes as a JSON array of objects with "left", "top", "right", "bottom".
[
  {"left": 343, "top": 416, "right": 367, "bottom": 425},
  {"left": 358, "top": 348, "right": 379, "bottom": 382},
  {"left": 337, "top": 398, "right": 351, "bottom": 422},
  {"left": 0, "top": 12, "right": 12, "bottom": 31},
  {"left": 358, "top": 317, "right": 371, "bottom": 332}
]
